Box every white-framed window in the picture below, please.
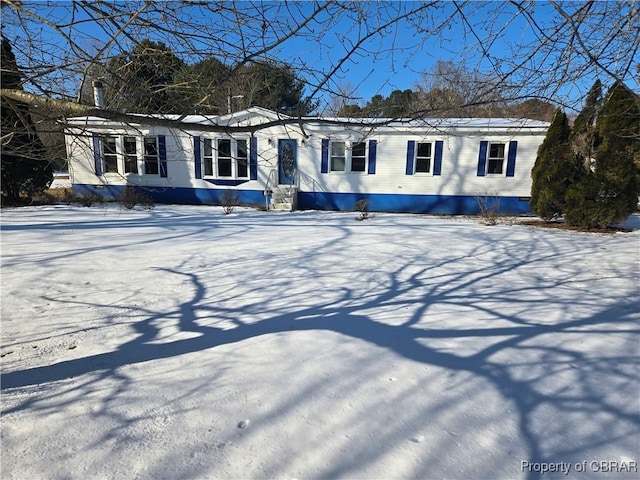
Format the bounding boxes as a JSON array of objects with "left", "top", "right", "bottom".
[
  {"left": 415, "top": 142, "right": 433, "bottom": 174},
  {"left": 351, "top": 142, "right": 366, "bottom": 172},
  {"left": 101, "top": 136, "right": 118, "bottom": 173},
  {"left": 143, "top": 137, "right": 159, "bottom": 175},
  {"left": 330, "top": 141, "right": 367, "bottom": 173},
  {"left": 487, "top": 143, "right": 505, "bottom": 175},
  {"left": 330, "top": 141, "right": 346, "bottom": 172},
  {"left": 123, "top": 136, "right": 138, "bottom": 174},
  {"left": 94, "top": 135, "right": 161, "bottom": 175},
  {"left": 202, "top": 137, "right": 249, "bottom": 179},
  {"left": 236, "top": 139, "right": 248, "bottom": 178},
  {"left": 203, "top": 138, "right": 214, "bottom": 176},
  {"left": 217, "top": 139, "right": 232, "bottom": 176}
]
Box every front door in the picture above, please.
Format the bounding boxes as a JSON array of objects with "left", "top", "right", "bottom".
[{"left": 278, "top": 139, "right": 297, "bottom": 185}]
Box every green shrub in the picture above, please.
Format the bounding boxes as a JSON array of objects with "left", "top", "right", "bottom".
[
  {"left": 564, "top": 82, "right": 640, "bottom": 228},
  {"left": 530, "top": 109, "right": 582, "bottom": 221}
]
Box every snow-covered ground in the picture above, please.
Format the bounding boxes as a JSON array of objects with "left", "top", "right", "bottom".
[{"left": 1, "top": 205, "right": 638, "bottom": 480}]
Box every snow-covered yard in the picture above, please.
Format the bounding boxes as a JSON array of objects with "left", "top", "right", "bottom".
[{"left": 1, "top": 205, "right": 638, "bottom": 480}]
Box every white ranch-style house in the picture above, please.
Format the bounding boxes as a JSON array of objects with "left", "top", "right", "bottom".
[{"left": 64, "top": 105, "right": 549, "bottom": 214}]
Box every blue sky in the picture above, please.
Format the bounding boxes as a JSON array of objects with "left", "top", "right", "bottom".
[
  {"left": 269, "top": 1, "right": 584, "bottom": 108},
  {"left": 4, "top": 1, "right": 636, "bottom": 112}
]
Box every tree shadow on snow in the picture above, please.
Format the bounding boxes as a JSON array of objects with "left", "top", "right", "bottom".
[{"left": 2, "top": 213, "right": 639, "bottom": 479}]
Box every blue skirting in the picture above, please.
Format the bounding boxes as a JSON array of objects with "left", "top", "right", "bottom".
[
  {"left": 72, "top": 184, "right": 266, "bottom": 207},
  {"left": 297, "top": 191, "right": 531, "bottom": 215},
  {"left": 72, "top": 184, "right": 531, "bottom": 214}
]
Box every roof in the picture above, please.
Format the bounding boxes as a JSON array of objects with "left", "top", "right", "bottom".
[
  {"left": 301, "top": 116, "right": 550, "bottom": 129},
  {"left": 65, "top": 107, "right": 549, "bottom": 132}
]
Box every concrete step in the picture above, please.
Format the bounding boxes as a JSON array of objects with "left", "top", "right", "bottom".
[
  {"left": 270, "top": 185, "right": 298, "bottom": 211},
  {"left": 272, "top": 202, "right": 293, "bottom": 211}
]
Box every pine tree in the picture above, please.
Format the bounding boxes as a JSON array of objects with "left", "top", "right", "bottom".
[
  {"left": 530, "top": 108, "right": 583, "bottom": 221},
  {"left": 565, "top": 81, "right": 640, "bottom": 228},
  {"left": 1, "top": 36, "right": 53, "bottom": 203},
  {"left": 102, "top": 39, "right": 185, "bottom": 113},
  {"left": 571, "top": 79, "right": 602, "bottom": 171}
]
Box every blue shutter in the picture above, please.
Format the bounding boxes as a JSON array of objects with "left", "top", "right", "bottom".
[
  {"left": 158, "top": 135, "right": 167, "bottom": 178},
  {"left": 506, "top": 140, "right": 517, "bottom": 177},
  {"left": 477, "top": 141, "right": 488, "bottom": 176},
  {"left": 194, "top": 136, "right": 202, "bottom": 179},
  {"left": 405, "top": 140, "right": 415, "bottom": 175},
  {"left": 321, "top": 139, "right": 329, "bottom": 173},
  {"left": 92, "top": 133, "right": 103, "bottom": 176},
  {"left": 433, "top": 140, "right": 443, "bottom": 176},
  {"left": 250, "top": 136, "right": 258, "bottom": 180},
  {"left": 367, "top": 139, "right": 377, "bottom": 174}
]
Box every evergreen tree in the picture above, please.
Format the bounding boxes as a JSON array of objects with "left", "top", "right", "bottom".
[
  {"left": 571, "top": 79, "right": 602, "bottom": 171},
  {"left": 1, "top": 36, "right": 53, "bottom": 203},
  {"left": 383, "top": 89, "right": 416, "bottom": 117},
  {"left": 565, "top": 81, "right": 640, "bottom": 228},
  {"left": 363, "top": 94, "right": 386, "bottom": 117},
  {"left": 530, "top": 108, "right": 583, "bottom": 221},
  {"left": 103, "top": 39, "right": 186, "bottom": 113},
  {"left": 175, "top": 57, "right": 231, "bottom": 114},
  {"left": 233, "top": 60, "right": 315, "bottom": 115}
]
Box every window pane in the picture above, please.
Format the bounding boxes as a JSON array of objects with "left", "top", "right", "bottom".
[
  {"left": 487, "top": 159, "right": 503, "bottom": 174},
  {"left": 489, "top": 143, "right": 505, "bottom": 159},
  {"left": 351, "top": 157, "right": 366, "bottom": 172},
  {"left": 218, "top": 158, "right": 232, "bottom": 177},
  {"left": 204, "top": 158, "right": 213, "bottom": 176},
  {"left": 352, "top": 142, "right": 365, "bottom": 158},
  {"left": 103, "top": 137, "right": 117, "bottom": 155},
  {"left": 124, "top": 137, "right": 136, "bottom": 155},
  {"left": 237, "top": 139, "right": 247, "bottom": 159},
  {"left": 204, "top": 138, "right": 212, "bottom": 157},
  {"left": 104, "top": 154, "right": 118, "bottom": 173},
  {"left": 237, "top": 160, "right": 248, "bottom": 178},
  {"left": 416, "top": 142, "right": 432, "bottom": 158},
  {"left": 218, "top": 139, "right": 231, "bottom": 157},
  {"left": 331, "top": 157, "right": 345, "bottom": 171},
  {"left": 145, "top": 159, "right": 159, "bottom": 175},
  {"left": 144, "top": 137, "right": 157, "bottom": 156},
  {"left": 331, "top": 142, "right": 345, "bottom": 157},
  {"left": 415, "top": 158, "right": 431, "bottom": 173},
  {"left": 125, "top": 157, "right": 138, "bottom": 174}
]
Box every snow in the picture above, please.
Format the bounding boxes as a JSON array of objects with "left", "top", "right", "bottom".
[{"left": 1, "top": 205, "right": 639, "bottom": 480}]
